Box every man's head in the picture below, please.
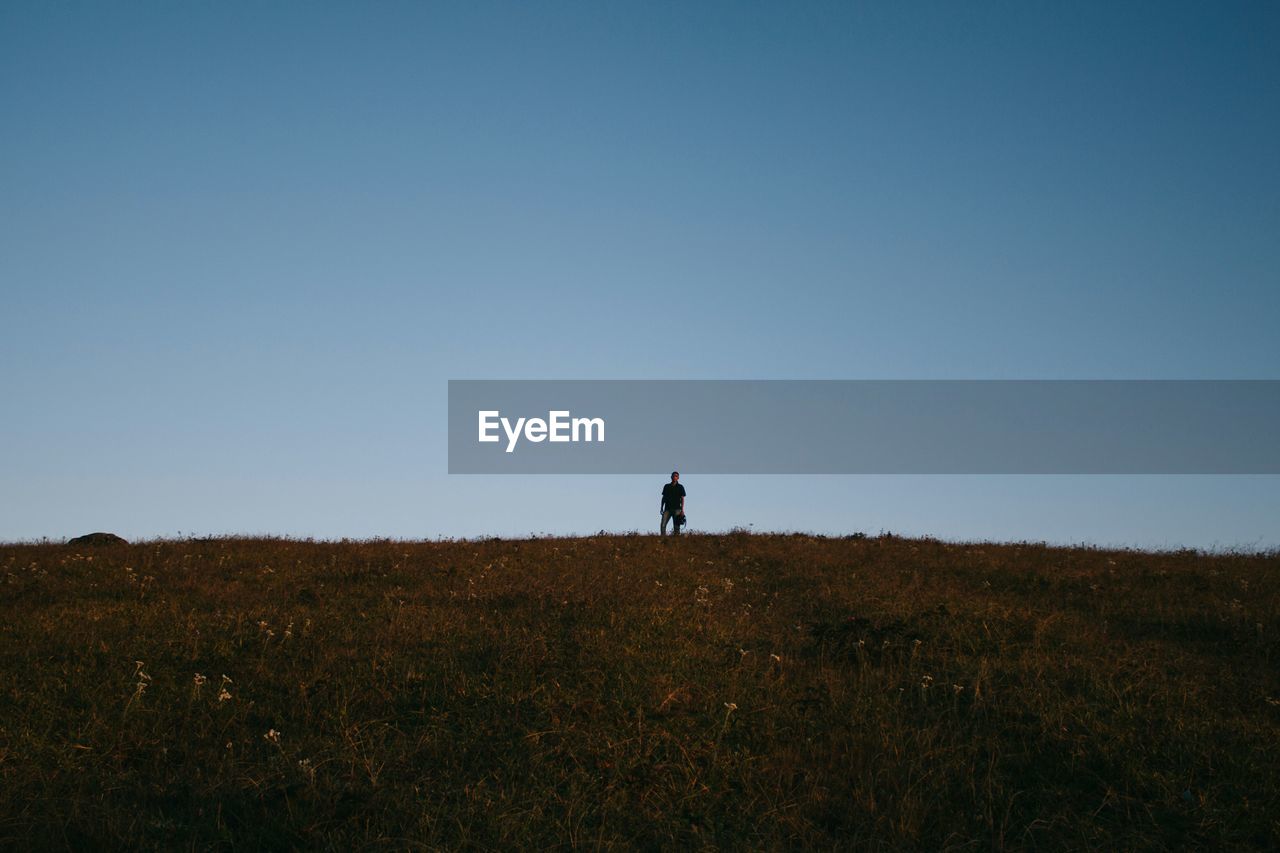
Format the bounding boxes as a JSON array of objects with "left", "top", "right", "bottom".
[{"left": 671, "top": 471, "right": 679, "bottom": 482}]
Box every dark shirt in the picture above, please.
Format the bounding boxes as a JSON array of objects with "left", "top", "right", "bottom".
[{"left": 662, "top": 482, "right": 686, "bottom": 512}]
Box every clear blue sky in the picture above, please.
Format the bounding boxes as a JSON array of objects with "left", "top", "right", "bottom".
[{"left": 3, "top": 2, "right": 1278, "bottom": 548}]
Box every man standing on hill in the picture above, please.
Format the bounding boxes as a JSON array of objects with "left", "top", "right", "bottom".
[{"left": 660, "top": 471, "right": 686, "bottom": 536}]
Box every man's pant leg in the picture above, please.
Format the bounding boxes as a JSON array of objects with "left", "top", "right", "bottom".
[{"left": 661, "top": 509, "right": 672, "bottom": 536}]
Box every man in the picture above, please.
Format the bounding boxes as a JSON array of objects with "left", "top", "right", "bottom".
[{"left": 660, "top": 471, "right": 686, "bottom": 536}]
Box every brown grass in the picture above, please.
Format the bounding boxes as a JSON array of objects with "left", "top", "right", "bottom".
[{"left": 1, "top": 532, "right": 1277, "bottom": 849}]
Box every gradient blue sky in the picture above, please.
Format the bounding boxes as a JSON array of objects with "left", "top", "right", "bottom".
[{"left": 3, "top": 2, "right": 1278, "bottom": 548}]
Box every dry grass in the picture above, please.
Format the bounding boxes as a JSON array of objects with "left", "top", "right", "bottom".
[{"left": 1, "top": 532, "right": 1277, "bottom": 849}]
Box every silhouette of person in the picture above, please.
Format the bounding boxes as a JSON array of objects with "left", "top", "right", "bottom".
[{"left": 660, "top": 471, "right": 686, "bottom": 536}]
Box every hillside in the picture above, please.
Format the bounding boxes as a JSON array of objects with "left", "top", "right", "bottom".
[{"left": 2, "top": 533, "right": 1277, "bottom": 849}]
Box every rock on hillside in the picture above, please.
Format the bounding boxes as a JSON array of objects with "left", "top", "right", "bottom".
[{"left": 67, "top": 532, "right": 128, "bottom": 546}]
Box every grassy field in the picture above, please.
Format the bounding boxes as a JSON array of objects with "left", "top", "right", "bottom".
[{"left": 1, "top": 532, "right": 1278, "bottom": 850}]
